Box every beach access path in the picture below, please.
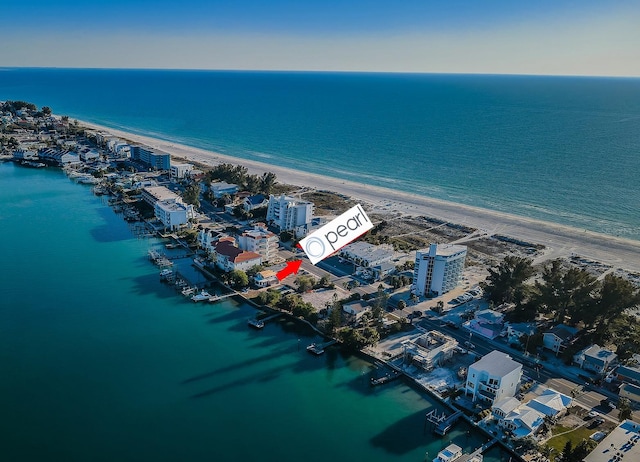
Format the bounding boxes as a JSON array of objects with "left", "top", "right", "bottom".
[{"left": 82, "top": 120, "right": 640, "bottom": 274}]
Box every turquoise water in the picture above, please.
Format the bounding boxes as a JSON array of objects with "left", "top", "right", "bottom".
[
  {"left": 0, "top": 162, "right": 506, "bottom": 461},
  {"left": 1, "top": 68, "right": 639, "bottom": 240}
]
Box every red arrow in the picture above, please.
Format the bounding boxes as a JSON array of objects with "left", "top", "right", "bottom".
[{"left": 276, "top": 260, "right": 302, "bottom": 281}]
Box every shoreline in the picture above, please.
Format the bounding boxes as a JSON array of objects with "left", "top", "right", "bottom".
[{"left": 80, "top": 119, "right": 640, "bottom": 274}]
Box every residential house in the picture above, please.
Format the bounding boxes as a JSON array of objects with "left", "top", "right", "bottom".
[
  {"left": 402, "top": 330, "right": 457, "bottom": 371},
  {"left": 464, "top": 309, "right": 505, "bottom": 340},
  {"left": 574, "top": 344, "right": 617, "bottom": 375},
  {"left": 209, "top": 181, "right": 239, "bottom": 199},
  {"left": 412, "top": 243, "right": 467, "bottom": 297},
  {"left": 342, "top": 300, "right": 371, "bottom": 324},
  {"left": 526, "top": 389, "right": 572, "bottom": 419},
  {"left": 499, "top": 407, "right": 545, "bottom": 439},
  {"left": 616, "top": 364, "right": 640, "bottom": 385},
  {"left": 542, "top": 324, "right": 579, "bottom": 355},
  {"left": 619, "top": 383, "right": 640, "bottom": 408},
  {"left": 503, "top": 322, "right": 537, "bottom": 346},
  {"left": 492, "top": 397, "right": 521, "bottom": 420},
  {"left": 254, "top": 270, "right": 279, "bottom": 288},
  {"left": 465, "top": 351, "right": 522, "bottom": 404},
  {"left": 243, "top": 194, "right": 268, "bottom": 211}
]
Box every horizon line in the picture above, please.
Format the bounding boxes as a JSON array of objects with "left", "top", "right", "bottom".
[{"left": 2, "top": 66, "right": 639, "bottom": 79}]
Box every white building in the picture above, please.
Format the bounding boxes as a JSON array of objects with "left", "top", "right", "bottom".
[
  {"left": 141, "top": 186, "right": 181, "bottom": 207},
  {"left": 170, "top": 163, "right": 194, "bottom": 179},
  {"left": 266, "top": 194, "right": 314, "bottom": 231},
  {"left": 339, "top": 241, "right": 395, "bottom": 267},
  {"left": 542, "top": 324, "right": 578, "bottom": 355},
  {"left": 584, "top": 420, "right": 640, "bottom": 462},
  {"left": 209, "top": 181, "right": 239, "bottom": 198},
  {"left": 236, "top": 223, "right": 279, "bottom": 263},
  {"left": 402, "top": 330, "right": 457, "bottom": 371},
  {"left": 154, "top": 199, "right": 194, "bottom": 231},
  {"left": 574, "top": 344, "right": 617, "bottom": 375},
  {"left": 466, "top": 350, "right": 522, "bottom": 404},
  {"left": 412, "top": 243, "right": 467, "bottom": 297}
]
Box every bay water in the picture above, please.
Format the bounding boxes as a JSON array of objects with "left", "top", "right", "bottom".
[{"left": 0, "top": 162, "right": 503, "bottom": 461}]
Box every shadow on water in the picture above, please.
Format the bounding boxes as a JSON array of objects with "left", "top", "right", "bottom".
[
  {"left": 369, "top": 409, "right": 433, "bottom": 455},
  {"left": 90, "top": 207, "right": 136, "bottom": 243},
  {"left": 189, "top": 363, "right": 293, "bottom": 399}
]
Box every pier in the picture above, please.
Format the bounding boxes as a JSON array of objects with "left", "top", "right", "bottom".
[
  {"left": 306, "top": 339, "right": 337, "bottom": 355},
  {"left": 425, "top": 409, "right": 463, "bottom": 436},
  {"left": 148, "top": 249, "right": 173, "bottom": 267}
]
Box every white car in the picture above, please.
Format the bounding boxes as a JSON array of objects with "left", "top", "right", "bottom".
[{"left": 587, "top": 411, "right": 600, "bottom": 419}]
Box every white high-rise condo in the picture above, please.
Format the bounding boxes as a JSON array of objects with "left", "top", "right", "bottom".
[{"left": 412, "top": 243, "right": 467, "bottom": 297}]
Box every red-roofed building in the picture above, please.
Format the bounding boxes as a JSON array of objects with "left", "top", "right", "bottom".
[{"left": 213, "top": 238, "right": 262, "bottom": 272}]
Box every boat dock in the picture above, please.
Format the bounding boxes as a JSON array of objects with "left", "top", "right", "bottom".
[
  {"left": 149, "top": 249, "right": 173, "bottom": 267},
  {"left": 425, "top": 409, "right": 463, "bottom": 436},
  {"left": 306, "top": 339, "right": 337, "bottom": 355}
]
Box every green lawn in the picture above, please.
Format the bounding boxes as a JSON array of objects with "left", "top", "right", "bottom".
[{"left": 545, "top": 424, "right": 595, "bottom": 461}]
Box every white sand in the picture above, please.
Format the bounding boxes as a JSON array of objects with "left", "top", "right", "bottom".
[{"left": 82, "top": 120, "right": 640, "bottom": 273}]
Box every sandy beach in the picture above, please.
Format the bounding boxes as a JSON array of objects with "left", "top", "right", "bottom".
[{"left": 82, "top": 120, "right": 640, "bottom": 274}]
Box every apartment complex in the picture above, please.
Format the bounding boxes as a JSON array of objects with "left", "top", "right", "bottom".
[
  {"left": 412, "top": 243, "right": 467, "bottom": 297},
  {"left": 130, "top": 145, "right": 171, "bottom": 170},
  {"left": 266, "top": 194, "right": 314, "bottom": 231}
]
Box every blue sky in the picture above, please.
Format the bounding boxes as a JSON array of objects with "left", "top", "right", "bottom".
[{"left": 2, "top": 0, "right": 639, "bottom": 75}]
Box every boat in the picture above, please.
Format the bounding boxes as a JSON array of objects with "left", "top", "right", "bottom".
[
  {"left": 159, "top": 269, "right": 173, "bottom": 280},
  {"left": 191, "top": 290, "right": 212, "bottom": 302},
  {"left": 433, "top": 444, "right": 463, "bottom": 462},
  {"left": 181, "top": 287, "right": 195, "bottom": 296},
  {"left": 306, "top": 343, "right": 325, "bottom": 355},
  {"left": 247, "top": 318, "right": 265, "bottom": 329}
]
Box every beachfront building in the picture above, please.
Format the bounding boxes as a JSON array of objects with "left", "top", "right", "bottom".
[
  {"left": 542, "top": 324, "right": 579, "bottom": 355},
  {"left": 154, "top": 199, "right": 194, "bottom": 231},
  {"left": 209, "top": 181, "right": 239, "bottom": 198},
  {"left": 38, "top": 148, "right": 80, "bottom": 166},
  {"left": 130, "top": 145, "right": 171, "bottom": 170},
  {"left": 412, "top": 243, "right": 467, "bottom": 297},
  {"left": 12, "top": 148, "right": 39, "bottom": 160},
  {"left": 339, "top": 241, "right": 395, "bottom": 268},
  {"left": 211, "top": 237, "right": 262, "bottom": 272},
  {"left": 573, "top": 344, "right": 617, "bottom": 375},
  {"left": 170, "top": 162, "right": 193, "bottom": 180},
  {"left": 466, "top": 351, "right": 522, "bottom": 404},
  {"left": 266, "top": 194, "right": 314, "bottom": 232},
  {"left": 236, "top": 223, "right": 279, "bottom": 263},
  {"left": 243, "top": 194, "right": 268, "bottom": 211},
  {"left": 141, "top": 185, "right": 182, "bottom": 207},
  {"left": 402, "top": 330, "right": 457, "bottom": 371},
  {"left": 584, "top": 420, "right": 640, "bottom": 462}
]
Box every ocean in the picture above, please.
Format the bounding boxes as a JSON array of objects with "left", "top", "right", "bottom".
[
  {"left": 0, "top": 162, "right": 506, "bottom": 461},
  {"left": 1, "top": 68, "right": 639, "bottom": 240}
]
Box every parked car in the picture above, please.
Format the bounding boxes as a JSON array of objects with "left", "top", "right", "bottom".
[{"left": 587, "top": 411, "right": 600, "bottom": 419}]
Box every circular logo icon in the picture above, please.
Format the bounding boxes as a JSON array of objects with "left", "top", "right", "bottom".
[{"left": 304, "top": 237, "right": 326, "bottom": 259}]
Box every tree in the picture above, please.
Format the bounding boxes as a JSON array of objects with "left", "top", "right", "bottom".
[
  {"left": 259, "top": 172, "right": 277, "bottom": 195},
  {"left": 295, "top": 275, "right": 316, "bottom": 293},
  {"left": 182, "top": 183, "right": 200, "bottom": 207},
  {"left": 41, "top": 106, "right": 52, "bottom": 116},
  {"left": 618, "top": 397, "right": 633, "bottom": 421},
  {"left": 229, "top": 270, "right": 249, "bottom": 289},
  {"left": 435, "top": 300, "right": 444, "bottom": 314},
  {"left": 317, "top": 275, "right": 331, "bottom": 288},
  {"left": 481, "top": 256, "right": 534, "bottom": 305},
  {"left": 560, "top": 440, "right": 573, "bottom": 462},
  {"left": 327, "top": 299, "right": 343, "bottom": 334},
  {"left": 398, "top": 300, "right": 407, "bottom": 310}
]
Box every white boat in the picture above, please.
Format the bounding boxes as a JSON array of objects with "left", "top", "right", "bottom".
[
  {"left": 159, "top": 269, "right": 173, "bottom": 280},
  {"left": 306, "top": 343, "right": 325, "bottom": 355},
  {"left": 433, "top": 444, "right": 463, "bottom": 462},
  {"left": 191, "top": 290, "right": 212, "bottom": 302},
  {"left": 181, "top": 287, "right": 195, "bottom": 296}
]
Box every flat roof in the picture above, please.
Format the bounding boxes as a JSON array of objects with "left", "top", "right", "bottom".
[{"left": 584, "top": 420, "right": 640, "bottom": 462}]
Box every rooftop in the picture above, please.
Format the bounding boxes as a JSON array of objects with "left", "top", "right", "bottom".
[
  {"left": 471, "top": 350, "right": 522, "bottom": 377},
  {"left": 584, "top": 420, "right": 640, "bottom": 462}
]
